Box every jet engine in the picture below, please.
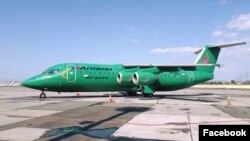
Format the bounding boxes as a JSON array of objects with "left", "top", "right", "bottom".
[
  {"left": 132, "top": 72, "right": 156, "bottom": 85},
  {"left": 117, "top": 72, "right": 134, "bottom": 85}
]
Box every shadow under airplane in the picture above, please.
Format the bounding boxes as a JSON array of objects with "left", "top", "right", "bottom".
[{"left": 41, "top": 107, "right": 162, "bottom": 141}]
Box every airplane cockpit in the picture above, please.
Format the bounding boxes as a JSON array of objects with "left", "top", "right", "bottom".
[{"left": 42, "top": 69, "right": 60, "bottom": 75}]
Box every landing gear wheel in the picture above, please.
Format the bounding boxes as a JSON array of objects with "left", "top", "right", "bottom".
[
  {"left": 142, "top": 93, "right": 153, "bottom": 98},
  {"left": 148, "top": 93, "right": 153, "bottom": 98},
  {"left": 142, "top": 93, "right": 148, "bottom": 97},
  {"left": 127, "top": 92, "right": 137, "bottom": 96},
  {"left": 40, "top": 93, "right": 46, "bottom": 98}
]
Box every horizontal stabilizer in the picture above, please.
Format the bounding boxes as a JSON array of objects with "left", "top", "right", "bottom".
[
  {"left": 195, "top": 42, "right": 246, "bottom": 54},
  {"left": 209, "top": 42, "right": 246, "bottom": 48}
]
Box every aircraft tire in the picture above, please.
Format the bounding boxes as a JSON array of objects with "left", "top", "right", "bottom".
[
  {"left": 40, "top": 93, "right": 46, "bottom": 98},
  {"left": 127, "top": 92, "right": 137, "bottom": 96},
  {"left": 142, "top": 93, "right": 153, "bottom": 97}
]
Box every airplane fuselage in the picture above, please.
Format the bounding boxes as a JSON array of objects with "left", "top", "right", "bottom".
[
  {"left": 22, "top": 63, "right": 213, "bottom": 93},
  {"left": 21, "top": 42, "right": 246, "bottom": 98}
]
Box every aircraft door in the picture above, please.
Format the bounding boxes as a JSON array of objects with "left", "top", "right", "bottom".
[
  {"left": 67, "top": 65, "right": 76, "bottom": 82},
  {"left": 187, "top": 71, "right": 194, "bottom": 84}
]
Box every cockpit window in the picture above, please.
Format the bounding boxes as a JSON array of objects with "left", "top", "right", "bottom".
[
  {"left": 42, "top": 69, "right": 60, "bottom": 74},
  {"left": 49, "top": 69, "right": 59, "bottom": 74},
  {"left": 42, "top": 70, "right": 49, "bottom": 74},
  {"left": 55, "top": 69, "right": 59, "bottom": 73}
]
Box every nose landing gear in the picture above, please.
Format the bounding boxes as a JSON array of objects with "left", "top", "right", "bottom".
[{"left": 40, "top": 91, "right": 46, "bottom": 98}]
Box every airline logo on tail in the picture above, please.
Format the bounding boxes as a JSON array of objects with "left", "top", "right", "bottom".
[{"left": 201, "top": 56, "right": 209, "bottom": 64}]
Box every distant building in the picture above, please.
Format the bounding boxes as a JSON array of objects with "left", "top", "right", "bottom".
[{"left": 0, "top": 81, "right": 21, "bottom": 87}]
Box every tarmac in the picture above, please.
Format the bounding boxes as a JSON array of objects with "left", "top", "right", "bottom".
[{"left": 0, "top": 87, "right": 249, "bottom": 141}]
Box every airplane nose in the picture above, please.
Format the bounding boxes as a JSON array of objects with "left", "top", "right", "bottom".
[
  {"left": 21, "top": 78, "right": 33, "bottom": 87},
  {"left": 21, "top": 75, "right": 45, "bottom": 89}
]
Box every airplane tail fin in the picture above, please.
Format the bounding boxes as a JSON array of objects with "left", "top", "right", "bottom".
[{"left": 194, "top": 42, "right": 246, "bottom": 73}]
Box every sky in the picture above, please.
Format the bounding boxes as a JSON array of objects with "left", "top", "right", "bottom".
[{"left": 0, "top": 0, "right": 250, "bottom": 81}]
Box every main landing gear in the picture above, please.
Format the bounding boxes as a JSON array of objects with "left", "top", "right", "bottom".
[
  {"left": 141, "top": 85, "right": 154, "bottom": 98},
  {"left": 127, "top": 92, "right": 137, "bottom": 96},
  {"left": 40, "top": 91, "right": 46, "bottom": 98},
  {"left": 142, "top": 92, "right": 153, "bottom": 97}
]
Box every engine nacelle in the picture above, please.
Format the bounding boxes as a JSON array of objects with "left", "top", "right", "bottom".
[
  {"left": 117, "top": 72, "right": 134, "bottom": 85},
  {"left": 132, "top": 72, "right": 156, "bottom": 85}
]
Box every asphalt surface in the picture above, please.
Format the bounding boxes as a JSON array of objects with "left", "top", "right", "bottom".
[{"left": 0, "top": 87, "right": 249, "bottom": 141}]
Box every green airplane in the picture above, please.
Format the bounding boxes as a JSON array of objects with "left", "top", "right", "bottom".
[{"left": 22, "top": 42, "right": 246, "bottom": 98}]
